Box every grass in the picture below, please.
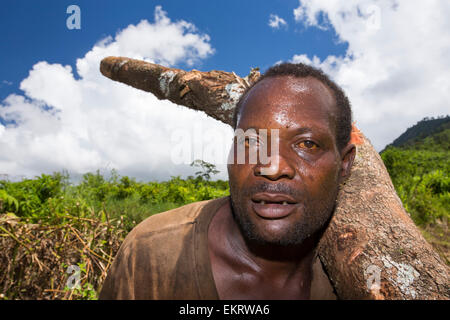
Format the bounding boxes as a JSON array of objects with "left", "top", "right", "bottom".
[{"left": 419, "top": 220, "right": 449, "bottom": 265}]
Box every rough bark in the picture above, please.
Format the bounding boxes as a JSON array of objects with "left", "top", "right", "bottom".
[
  {"left": 318, "top": 129, "right": 449, "bottom": 299},
  {"left": 100, "top": 56, "right": 449, "bottom": 299},
  {"left": 100, "top": 57, "right": 260, "bottom": 125}
]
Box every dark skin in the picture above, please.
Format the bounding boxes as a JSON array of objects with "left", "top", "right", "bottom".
[{"left": 208, "top": 76, "right": 356, "bottom": 299}]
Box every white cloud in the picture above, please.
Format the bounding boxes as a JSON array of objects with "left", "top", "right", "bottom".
[
  {"left": 268, "top": 14, "right": 288, "bottom": 29},
  {"left": 292, "top": 0, "right": 450, "bottom": 150},
  {"left": 0, "top": 6, "right": 233, "bottom": 181}
]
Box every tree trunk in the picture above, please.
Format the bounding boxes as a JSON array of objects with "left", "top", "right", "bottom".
[{"left": 99, "top": 56, "right": 449, "bottom": 299}]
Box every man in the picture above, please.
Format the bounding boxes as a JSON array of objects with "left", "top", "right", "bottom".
[{"left": 99, "top": 62, "right": 356, "bottom": 300}]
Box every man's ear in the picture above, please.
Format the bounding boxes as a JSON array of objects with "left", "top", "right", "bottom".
[{"left": 340, "top": 143, "right": 356, "bottom": 180}]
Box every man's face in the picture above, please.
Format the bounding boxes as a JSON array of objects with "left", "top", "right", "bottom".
[{"left": 228, "top": 75, "right": 351, "bottom": 246}]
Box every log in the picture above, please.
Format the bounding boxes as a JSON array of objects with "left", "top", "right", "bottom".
[
  {"left": 100, "top": 56, "right": 260, "bottom": 124},
  {"left": 99, "top": 56, "right": 449, "bottom": 299}
]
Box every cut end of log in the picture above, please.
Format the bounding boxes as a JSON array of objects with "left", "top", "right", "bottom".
[
  {"left": 100, "top": 56, "right": 128, "bottom": 80},
  {"left": 350, "top": 123, "right": 364, "bottom": 146}
]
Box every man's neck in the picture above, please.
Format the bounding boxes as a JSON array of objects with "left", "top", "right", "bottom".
[
  {"left": 228, "top": 204, "right": 317, "bottom": 272},
  {"left": 208, "top": 198, "right": 320, "bottom": 299}
]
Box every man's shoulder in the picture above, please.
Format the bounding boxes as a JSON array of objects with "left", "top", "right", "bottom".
[
  {"left": 125, "top": 196, "right": 228, "bottom": 243},
  {"left": 101, "top": 197, "right": 228, "bottom": 299},
  {"left": 130, "top": 200, "right": 208, "bottom": 238}
]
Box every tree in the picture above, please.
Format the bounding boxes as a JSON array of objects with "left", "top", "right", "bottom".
[{"left": 190, "top": 160, "right": 220, "bottom": 181}]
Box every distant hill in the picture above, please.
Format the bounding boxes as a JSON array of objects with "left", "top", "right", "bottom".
[{"left": 383, "top": 115, "right": 450, "bottom": 151}]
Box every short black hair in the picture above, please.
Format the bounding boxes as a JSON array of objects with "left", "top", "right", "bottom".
[{"left": 233, "top": 62, "right": 352, "bottom": 151}]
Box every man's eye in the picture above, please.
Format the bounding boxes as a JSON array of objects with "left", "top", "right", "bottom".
[
  {"left": 245, "top": 137, "right": 259, "bottom": 147},
  {"left": 297, "top": 140, "right": 318, "bottom": 150}
]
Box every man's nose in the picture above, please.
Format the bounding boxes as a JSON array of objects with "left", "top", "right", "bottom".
[{"left": 254, "top": 153, "right": 295, "bottom": 180}]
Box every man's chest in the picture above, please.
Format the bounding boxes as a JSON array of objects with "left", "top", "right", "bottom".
[{"left": 209, "top": 252, "right": 312, "bottom": 300}]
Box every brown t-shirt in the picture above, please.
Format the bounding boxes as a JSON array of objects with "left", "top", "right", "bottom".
[{"left": 99, "top": 196, "right": 337, "bottom": 299}]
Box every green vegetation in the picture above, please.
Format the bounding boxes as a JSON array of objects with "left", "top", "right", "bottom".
[
  {"left": 380, "top": 117, "right": 449, "bottom": 226},
  {"left": 0, "top": 163, "right": 229, "bottom": 300},
  {"left": 380, "top": 116, "right": 449, "bottom": 264},
  {"left": 0, "top": 169, "right": 229, "bottom": 232},
  {"left": 381, "top": 148, "right": 449, "bottom": 225}
]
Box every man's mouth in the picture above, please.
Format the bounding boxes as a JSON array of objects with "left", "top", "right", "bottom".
[{"left": 250, "top": 193, "right": 298, "bottom": 219}]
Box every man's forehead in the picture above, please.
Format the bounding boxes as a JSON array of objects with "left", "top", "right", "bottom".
[
  {"left": 248, "top": 76, "right": 334, "bottom": 106},
  {"left": 237, "top": 76, "right": 337, "bottom": 130}
]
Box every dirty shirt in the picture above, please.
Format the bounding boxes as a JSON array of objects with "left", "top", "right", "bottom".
[{"left": 99, "top": 196, "right": 337, "bottom": 300}]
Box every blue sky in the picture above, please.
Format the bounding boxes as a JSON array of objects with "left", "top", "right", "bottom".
[
  {"left": 0, "top": 0, "right": 346, "bottom": 101},
  {"left": 0, "top": 1, "right": 449, "bottom": 181}
]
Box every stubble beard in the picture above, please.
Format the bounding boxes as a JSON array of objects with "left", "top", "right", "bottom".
[{"left": 229, "top": 181, "right": 338, "bottom": 247}]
